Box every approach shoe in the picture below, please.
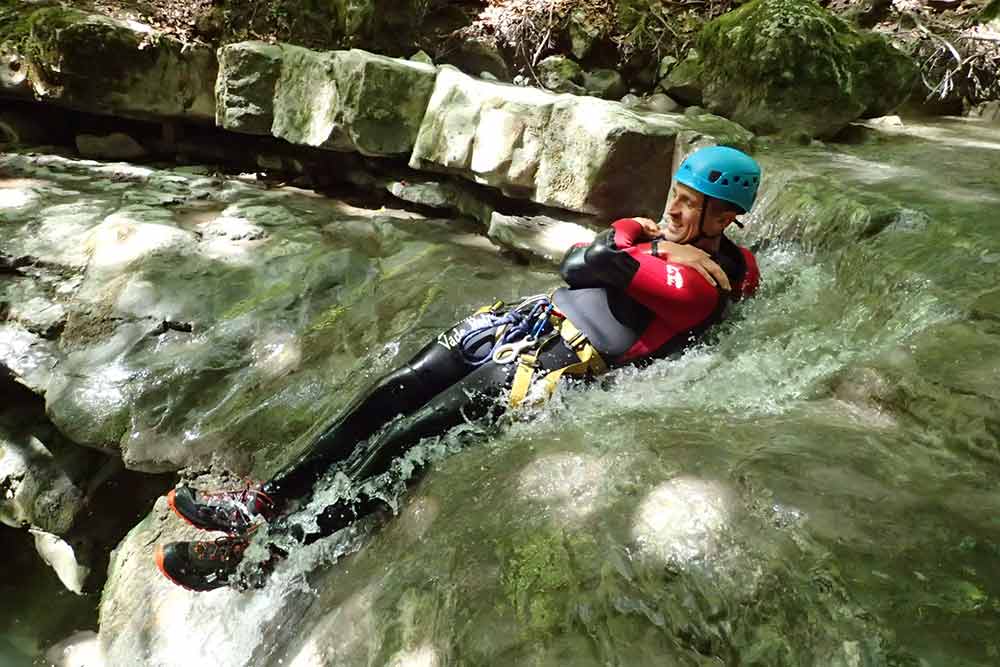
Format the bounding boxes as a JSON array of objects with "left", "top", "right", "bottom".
[
  {"left": 167, "top": 483, "right": 276, "bottom": 535},
  {"left": 155, "top": 536, "right": 248, "bottom": 592}
]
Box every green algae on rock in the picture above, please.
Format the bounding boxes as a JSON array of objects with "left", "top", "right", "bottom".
[
  {"left": 0, "top": 3, "right": 216, "bottom": 122},
  {"left": 695, "top": 0, "right": 917, "bottom": 139}
]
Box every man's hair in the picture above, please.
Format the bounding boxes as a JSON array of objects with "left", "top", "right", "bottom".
[{"left": 708, "top": 197, "right": 744, "bottom": 216}]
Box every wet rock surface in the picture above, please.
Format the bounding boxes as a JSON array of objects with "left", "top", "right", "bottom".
[
  {"left": 0, "top": 150, "right": 557, "bottom": 473},
  {"left": 98, "top": 432, "right": 893, "bottom": 667}
]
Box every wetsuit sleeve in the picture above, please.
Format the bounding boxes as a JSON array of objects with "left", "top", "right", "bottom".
[
  {"left": 559, "top": 219, "right": 646, "bottom": 289},
  {"left": 736, "top": 247, "right": 760, "bottom": 299},
  {"left": 617, "top": 248, "right": 720, "bottom": 358}
]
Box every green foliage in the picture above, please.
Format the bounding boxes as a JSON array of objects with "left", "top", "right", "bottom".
[
  {"left": 978, "top": 0, "right": 1000, "bottom": 22},
  {"left": 695, "top": 0, "right": 916, "bottom": 136},
  {"left": 217, "top": 0, "right": 430, "bottom": 51}
]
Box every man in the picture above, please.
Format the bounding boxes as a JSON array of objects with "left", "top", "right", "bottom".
[{"left": 155, "top": 146, "right": 762, "bottom": 591}]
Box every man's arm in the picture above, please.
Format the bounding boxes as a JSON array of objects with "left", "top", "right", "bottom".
[
  {"left": 615, "top": 256, "right": 721, "bottom": 360},
  {"left": 559, "top": 219, "right": 648, "bottom": 289},
  {"left": 560, "top": 218, "right": 730, "bottom": 290}
]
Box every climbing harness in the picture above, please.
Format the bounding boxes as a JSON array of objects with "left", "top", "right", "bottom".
[
  {"left": 508, "top": 315, "right": 608, "bottom": 409},
  {"left": 457, "top": 294, "right": 554, "bottom": 366},
  {"left": 457, "top": 294, "right": 609, "bottom": 409}
]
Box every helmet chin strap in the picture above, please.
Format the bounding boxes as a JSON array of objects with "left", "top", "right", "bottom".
[{"left": 687, "top": 194, "right": 723, "bottom": 245}]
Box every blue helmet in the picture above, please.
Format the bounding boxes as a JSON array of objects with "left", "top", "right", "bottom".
[{"left": 675, "top": 146, "right": 761, "bottom": 214}]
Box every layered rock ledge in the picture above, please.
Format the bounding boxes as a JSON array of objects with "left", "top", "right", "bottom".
[{"left": 2, "top": 5, "right": 754, "bottom": 224}]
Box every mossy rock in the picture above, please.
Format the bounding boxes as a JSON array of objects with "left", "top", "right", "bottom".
[
  {"left": 5, "top": 5, "right": 217, "bottom": 121},
  {"left": 696, "top": 0, "right": 917, "bottom": 139}
]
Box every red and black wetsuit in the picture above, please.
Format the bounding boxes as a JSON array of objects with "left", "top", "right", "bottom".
[
  {"left": 555, "top": 218, "right": 760, "bottom": 364},
  {"left": 262, "top": 220, "right": 759, "bottom": 542}
]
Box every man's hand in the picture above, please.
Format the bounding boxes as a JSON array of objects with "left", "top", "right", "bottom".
[
  {"left": 631, "top": 217, "right": 662, "bottom": 240},
  {"left": 654, "top": 241, "right": 731, "bottom": 291}
]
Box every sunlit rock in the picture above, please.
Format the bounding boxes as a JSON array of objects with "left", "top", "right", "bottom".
[
  {"left": 516, "top": 452, "right": 607, "bottom": 523},
  {"left": 0, "top": 324, "right": 61, "bottom": 393},
  {"left": 10, "top": 296, "right": 66, "bottom": 339},
  {"left": 387, "top": 644, "right": 441, "bottom": 667},
  {"left": 31, "top": 528, "right": 90, "bottom": 594},
  {"left": 45, "top": 327, "right": 146, "bottom": 455},
  {"left": 396, "top": 495, "right": 440, "bottom": 543},
  {"left": 487, "top": 213, "right": 596, "bottom": 264},
  {"left": 632, "top": 477, "right": 732, "bottom": 565},
  {"left": 87, "top": 218, "right": 196, "bottom": 275},
  {"left": 0, "top": 43, "right": 30, "bottom": 98},
  {"left": 217, "top": 42, "right": 437, "bottom": 157},
  {"left": 0, "top": 184, "right": 38, "bottom": 212},
  {"left": 44, "top": 630, "right": 103, "bottom": 667},
  {"left": 411, "top": 66, "right": 750, "bottom": 219},
  {"left": 251, "top": 331, "right": 303, "bottom": 380}
]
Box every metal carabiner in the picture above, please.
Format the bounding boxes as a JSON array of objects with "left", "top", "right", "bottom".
[{"left": 492, "top": 336, "right": 537, "bottom": 364}]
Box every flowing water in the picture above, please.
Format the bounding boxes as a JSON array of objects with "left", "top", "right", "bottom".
[{"left": 2, "top": 117, "right": 999, "bottom": 666}]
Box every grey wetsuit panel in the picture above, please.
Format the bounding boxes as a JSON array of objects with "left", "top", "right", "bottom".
[{"left": 553, "top": 287, "right": 639, "bottom": 357}]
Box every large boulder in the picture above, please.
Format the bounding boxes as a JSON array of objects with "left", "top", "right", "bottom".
[
  {"left": 694, "top": 0, "right": 917, "bottom": 138},
  {"left": 213, "top": 41, "right": 284, "bottom": 135},
  {"left": 660, "top": 51, "right": 704, "bottom": 106},
  {"left": 410, "top": 66, "right": 752, "bottom": 219},
  {"left": 216, "top": 42, "right": 437, "bottom": 157},
  {"left": 2, "top": 7, "right": 217, "bottom": 122}
]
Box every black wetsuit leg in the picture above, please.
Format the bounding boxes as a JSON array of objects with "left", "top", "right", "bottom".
[
  {"left": 261, "top": 311, "right": 501, "bottom": 501},
  {"left": 298, "top": 340, "right": 580, "bottom": 544}
]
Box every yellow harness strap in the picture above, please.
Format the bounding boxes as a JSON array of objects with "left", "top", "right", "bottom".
[
  {"left": 508, "top": 318, "right": 607, "bottom": 409},
  {"left": 509, "top": 354, "right": 538, "bottom": 409}
]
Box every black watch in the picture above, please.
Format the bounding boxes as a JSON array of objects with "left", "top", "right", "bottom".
[{"left": 651, "top": 239, "right": 660, "bottom": 258}]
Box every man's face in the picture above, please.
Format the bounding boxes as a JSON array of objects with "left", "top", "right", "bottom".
[{"left": 663, "top": 182, "right": 734, "bottom": 244}]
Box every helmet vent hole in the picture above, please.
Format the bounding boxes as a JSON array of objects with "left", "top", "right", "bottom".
[{"left": 707, "top": 170, "right": 722, "bottom": 183}]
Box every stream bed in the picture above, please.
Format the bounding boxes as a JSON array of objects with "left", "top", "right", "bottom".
[{"left": 1, "top": 116, "right": 999, "bottom": 666}]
